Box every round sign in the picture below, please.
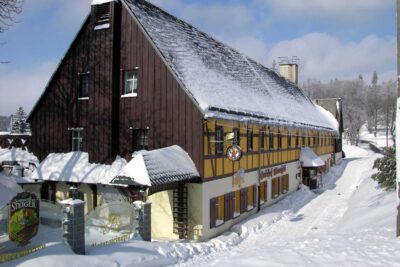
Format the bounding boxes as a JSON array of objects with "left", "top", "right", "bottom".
[{"left": 226, "top": 145, "right": 243, "bottom": 161}]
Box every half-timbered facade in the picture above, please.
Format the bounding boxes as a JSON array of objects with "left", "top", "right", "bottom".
[{"left": 28, "top": 0, "right": 342, "bottom": 240}]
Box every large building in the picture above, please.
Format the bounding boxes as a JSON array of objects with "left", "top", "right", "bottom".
[{"left": 28, "top": 0, "right": 342, "bottom": 240}]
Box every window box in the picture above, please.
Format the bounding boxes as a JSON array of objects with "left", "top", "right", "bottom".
[{"left": 78, "top": 97, "right": 89, "bottom": 101}]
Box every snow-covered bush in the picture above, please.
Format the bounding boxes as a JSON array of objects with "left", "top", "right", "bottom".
[{"left": 372, "top": 147, "right": 396, "bottom": 190}]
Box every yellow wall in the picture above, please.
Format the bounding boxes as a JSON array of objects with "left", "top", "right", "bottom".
[
  {"left": 148, "top": 190, "right": 180, "bottom": 240},
  {"left": 203, "top": 119, "right": 336, "bottom": 180},
  {"left": 187, "top": 183, "right": 203, "bottom": 240}
]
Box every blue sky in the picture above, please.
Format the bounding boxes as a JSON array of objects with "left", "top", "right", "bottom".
[{"left": 0, "top": 0, "right": 396, "bottom": 116}]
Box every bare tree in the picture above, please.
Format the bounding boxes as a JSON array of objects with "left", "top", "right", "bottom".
[{"left": 0, "top": 0, "right": 24, "bottom": 33}]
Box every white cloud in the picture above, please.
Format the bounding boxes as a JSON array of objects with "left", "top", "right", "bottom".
[
  {"left": 259, "top": 0, "right": 393, "bottom": 20},
  {"left": 0, "top": 61, "right": 56, "bottom": 116},
  {"left": 265, "top": 33, "right": 396, "bottom": 82},
  {"left": 225, "top": 36, "right": 269, "bottom": 63}
]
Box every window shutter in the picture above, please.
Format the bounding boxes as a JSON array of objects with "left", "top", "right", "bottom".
[
  {"left": 240, "top": 189, "right": 245, "bottom": 213},
  {"left": 224, "top": 193, "right": 231, "bottom": 221},
  {"left": 253, "top": 185, "right": 257, "bottom": 208},
  {"left": 210, "top": 198, "right": 216, "bottom": 228},
  {"left": 230, "top": 192, "right": 235, "bottom": 219}
]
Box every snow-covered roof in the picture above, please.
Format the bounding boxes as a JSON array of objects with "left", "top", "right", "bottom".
[
  {"left": 128, "top": 145, "right": 200, "bottom": 186},
  {"left": 300, "top": 147, "right": 325, "bottom": 167},
  {"left": 124, "top": 0, "right": 338, "bottom": 132},
  {"left": 113, "top": 153, "right": 152, "bottom": 186},
  {"left": 0, "top": 147, "right": 40, "bottom": 167},
  {"left": 30, "top": 152, "right": 130, "bottom": 186}
]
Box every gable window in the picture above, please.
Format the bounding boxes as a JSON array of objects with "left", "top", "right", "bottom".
[
  {"left": 215, "top": 126, "right": 224, "bottom": 155},
  {"left": 259, "top": 131, "right": 265, "bottom": 151},
  {"left": 233, "top": 128, "right": 240, "bottom": 146},
  {"left": 247, "top": 129, "right": 253, "bottom": 152},
  {"left": 132, "top": 129, "right": 149, "bottom": 151},
  {"left": 70, "top": 128, "right": 83, "bottom": 151},
  {"left": 94, "top": 3, "right": 111, "bottom": 30},
  {"left": 269, "top": 128, "right": 274, "bottom": 150},
  {"left": 124, "top": 70, "right": 138, "bottom": 96},
  {"left": 79, "top": 74, "right": 89, "bottom": 99}
]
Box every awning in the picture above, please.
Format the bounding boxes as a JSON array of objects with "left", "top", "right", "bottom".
[
  {"left": 300, "top": 147, "right": 325, "bottom": 167},
  {"left": 112, "top": 145, "right": 200, "bottom": 187},
  {"left": 111, "top": 154, "right": 152, "bottom": 187}
]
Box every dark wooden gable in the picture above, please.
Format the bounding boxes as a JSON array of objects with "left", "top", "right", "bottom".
[{"left": 28, "top": 1, "right": 204, "bottom": 178}]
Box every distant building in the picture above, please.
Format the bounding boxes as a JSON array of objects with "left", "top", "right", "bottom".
[{"left": 27, "top": 0, "right": 342, "bottom": 241}]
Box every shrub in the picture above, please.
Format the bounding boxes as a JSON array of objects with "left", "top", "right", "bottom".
[{"left": 372, "top": 147, "right": 396, "bottom": 190}]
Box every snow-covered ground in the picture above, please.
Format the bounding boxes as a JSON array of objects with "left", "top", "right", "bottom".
[
  {"left": 1, "top": 144, "right": 399, "bottom": 266},
  {"left": 359, "top": 124, "right": 394, "bottom": 148}
]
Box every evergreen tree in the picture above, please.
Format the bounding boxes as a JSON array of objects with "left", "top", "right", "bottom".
[{"left": 372, "top": 147, "right": 396, "bottom": 190}]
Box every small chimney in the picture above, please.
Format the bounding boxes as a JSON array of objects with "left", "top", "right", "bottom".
[{"left": 278, "top": 56, "right": 299, "bottom": 84}]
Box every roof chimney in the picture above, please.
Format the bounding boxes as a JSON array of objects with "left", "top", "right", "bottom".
[{"left": 278, "top": 56, "right": 299, "bottom": 84}]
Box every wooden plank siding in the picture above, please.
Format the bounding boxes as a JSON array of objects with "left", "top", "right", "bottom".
[{"left": 28, "top": 2, "right": 204, "bottom": 178}]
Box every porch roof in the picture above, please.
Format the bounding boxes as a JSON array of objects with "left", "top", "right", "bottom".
[{"left": 300, "top": 147, "right": 325, "bottom": 167}]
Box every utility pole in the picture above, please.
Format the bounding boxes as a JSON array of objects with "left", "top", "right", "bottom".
[{"left": 396, "top": 0, "right": 400, "bottom": 237}]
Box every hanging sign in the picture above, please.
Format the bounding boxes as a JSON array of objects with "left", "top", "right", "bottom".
[
  {"left": 226, "top": 145, "right": 243, "bottom": 161},
  {"left": 8, "top": 192, "right": 40, "bottom": 246}
]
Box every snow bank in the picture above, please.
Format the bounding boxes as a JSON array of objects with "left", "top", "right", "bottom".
[
  {"left": 30, "top": 152, "right": 127, "bottom": 185},
  {"left": 0, "top": 147, "right": 40, "bottom": 167},
  {"left": 0, "top": 173, "right": 23, "bottom": 207}
]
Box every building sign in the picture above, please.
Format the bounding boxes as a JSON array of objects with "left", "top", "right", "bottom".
[
  {"left": 8, "top": 192, "right": 40, "bottom": 246},
  {"left": 227, "top": 145, "right": 243, "bottom": 161},
  {"left": 260, "top": 165, "right": 287, "bottom": 179},
  {"left": 232, "top": 169, "right": 245, "bottom": 187}
]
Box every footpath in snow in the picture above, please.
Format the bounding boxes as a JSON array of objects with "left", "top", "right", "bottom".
[{"left": 2, "top": 144, "right": 400, "bottom": 266}]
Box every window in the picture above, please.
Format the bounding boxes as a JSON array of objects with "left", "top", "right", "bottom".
[
  {"left": 215, "top": 126, "right": 224, "bottom": 155},
  {"left": 281, "top": 175, "right": 289, "bottom": 194},
  {"left": 259, "top": 131, "right": 265, "bottom": 151},
  {"left": 124, "top": 70, "right": 138, "bottom": 95},
  {"left": 260, "top": 181, "right": 267, "bottom": 203},
  {"left": 247, "top": 186, "right": 254, "bottom": 210},
  {"left": 271, "top": 177, "right": 280, "bottom": 199},
  {"left": 278, "top": 129, "right": 282, "bottom": 150},
  {"left": 70, "top": 129, "right": 83, "bottom": 151},
  {"left": 79, "top": 74, "right": 89, "bottom": 98},
  {"left": 288, "top": 132, "right": 292, "bottom": 148},
  {"left": 247, "top": 129, "right": 253, "bottom": 151},
  {"left": 233, "top": 128, "right": 240, "bottom": 145},
  {"left": 295, "top": 131, "right": 299, "bottom": 148},
  {"left": 302, "top": 132, "right": 305, "bottom": 146},
  {"left": 269, "top": 128, "right": 274, "bottom": 150},
  {"left": 132, "top": 129, "right": 149, "bottom": 151}
]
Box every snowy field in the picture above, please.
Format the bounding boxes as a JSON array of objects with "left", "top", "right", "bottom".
[
  {"left": 359, "top": 124, "right": 394, "bottom": 148},
  {"left": 1, "top": 144, "right": 399, "bottom": 266}
]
